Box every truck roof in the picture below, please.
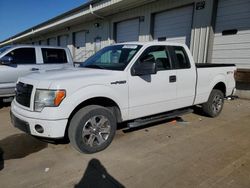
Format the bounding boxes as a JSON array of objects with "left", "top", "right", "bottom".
[
  {"left": 117, "top": 41, "right": 188, "bottom": 47},
  {"left": 3, "top": 44, "right": 68, "bottom": 50}
]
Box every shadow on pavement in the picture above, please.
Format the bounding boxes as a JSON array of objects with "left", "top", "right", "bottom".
[
  {"left": 192, "top": 106, "right": 207, "bottom": 117},
  {"left": 75, "top": 158, "right": 125, "bottom": 188},
  {"left": 0, "top": 133, "right": 48, "bottom": 170}
]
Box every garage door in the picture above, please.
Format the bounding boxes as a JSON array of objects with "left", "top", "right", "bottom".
[
  {"left": 74, "top": 31, "right": 86, "bottom": 62},
  {"left": 153, "top": 6, "right": 193, "bottom": 46},
  {"left": 58, "top": 35, "right": 69, "bottom": 47},
  {"left": 116, "top": 18, "right": 139, "bottom": 42},
  {"left": 212, "top": 0, "right": 250, "bottom": 68},
  {"left": 48, "top": 37, "right": 57, "bottom": 46},
  {"left": 40, "top": 40, "right": 47, "bottom": 45}
]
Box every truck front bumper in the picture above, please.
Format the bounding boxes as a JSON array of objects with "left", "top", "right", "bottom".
[{"left": 11, "top": 102, "right": 68, "bottom": 138}]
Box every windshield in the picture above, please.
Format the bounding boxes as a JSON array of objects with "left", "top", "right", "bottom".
[
  {"left": 80, "top": 44, "right": 142, "bottom": 71},
  {"left": 0, "top": 46, "right": 11, "bottom": 55}
]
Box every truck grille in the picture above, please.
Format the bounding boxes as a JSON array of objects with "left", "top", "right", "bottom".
[{"left": 16, "top": 82, "right": 33, "bottom": 108}]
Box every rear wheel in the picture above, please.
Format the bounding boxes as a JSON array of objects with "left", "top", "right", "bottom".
[
  {"left": 68, "top": 105, "right": 117, "bottom": 153},
  {"left": 202, "top": 89, "right": 224, "bottom": 117}
]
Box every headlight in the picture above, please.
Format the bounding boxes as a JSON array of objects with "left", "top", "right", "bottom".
[{"left": 34, "top": 89, "right": 66, "bottom": 112}]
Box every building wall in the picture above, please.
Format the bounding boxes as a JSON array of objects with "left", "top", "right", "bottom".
[
  {"left": 19, "top": 0, "right": 215, "bottom": 63},
  {"left": 108, "top": 0, "right": 214, "bottom": 63}
]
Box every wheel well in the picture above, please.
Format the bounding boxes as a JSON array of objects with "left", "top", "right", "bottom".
[
  {"left": 65, "top": 97, "right": 122, "bottom": 138},
  {"left": 213, "top": 82, "right": 226, "bottom": 96}
]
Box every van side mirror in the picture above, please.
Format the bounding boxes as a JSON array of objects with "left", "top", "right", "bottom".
[
  {"left": 0, "top": 56, "right": 13, "bottom": 65},
  {"left": 131, "top": 56, "right": 157, "bottom": 76}
]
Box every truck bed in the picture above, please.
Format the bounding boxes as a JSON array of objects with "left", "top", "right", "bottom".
[
  {"left": 194, "top": 64, "right": 236, "bottom": 105},
  {"left": 196, "top": 63, "right": 235, "bottom": 68}
]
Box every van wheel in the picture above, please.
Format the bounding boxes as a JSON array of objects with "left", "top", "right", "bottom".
[
  {"left": 68, "top": 105, "right": 117, "bottom": 153},
  {"left": 202, "top": 89, "right": 224, "bottom": 117}
]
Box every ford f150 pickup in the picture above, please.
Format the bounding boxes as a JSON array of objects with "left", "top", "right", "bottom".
[
  {"left": 0, "top": 45, "right": 74, "bottom": 100},
  {"left": 10, "top": 42, "right": 236, "bottom": 153}
]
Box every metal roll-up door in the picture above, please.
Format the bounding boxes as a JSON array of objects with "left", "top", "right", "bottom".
[
  {"left": 116, "top": 18, "right": 139, "bottom": 43},
  {"left": 40, "top": 40, "right": 47, "bottom": 45},
  {"left": 212, "top": 0, "right": 250, "bottom": 68},
  {"left": 153, "top": 6, "right": 193, "bottom": 46},
  {"left": 74, "top": 31, "right": 86, "bottom": 62},
  {"left": 58, "top": 35, "right": 69, "bottom": 47},
  {"left": 48, "top": 37, "right": 57, "bottom": 46}
]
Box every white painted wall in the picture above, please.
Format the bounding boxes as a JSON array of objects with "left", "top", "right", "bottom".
[{"left": 212, "top": 0, "right": 250, "bottom": 68}]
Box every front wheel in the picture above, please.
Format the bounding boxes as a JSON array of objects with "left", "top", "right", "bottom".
[
  {"left": 202, "top": 89, "right": 224, "bottom": 117},
  {"left": 68, "top": 105, "right": 117, "bottom": 153}
]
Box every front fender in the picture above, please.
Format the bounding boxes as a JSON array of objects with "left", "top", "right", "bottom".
[{"left": 40, "top": 84, "right": 128, "bottom": 120}]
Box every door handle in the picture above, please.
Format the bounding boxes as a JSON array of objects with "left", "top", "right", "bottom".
[
  {"left": 169, "top": 75, "right": 177, "bottom": 83},
  {"left": 30, "top": 68, "right": 39, "bottom": 71}
]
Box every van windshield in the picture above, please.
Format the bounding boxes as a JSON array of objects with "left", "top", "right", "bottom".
[
  {"left": 0, "top": 46, "right": 11, "bottom": 55},
  {"left": 80, "top": 44, "right": 142, "bottom": 71}
]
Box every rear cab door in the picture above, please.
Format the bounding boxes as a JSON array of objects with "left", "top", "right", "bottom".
[
  {"left": 0, "top": 47, "right": 40, "bottom": 96},
  {"left": 168, "top": 45, "right": 197, "bottom": 108},
  {"left": 38, "top": 47, "right": 72, "bottom": 71}
]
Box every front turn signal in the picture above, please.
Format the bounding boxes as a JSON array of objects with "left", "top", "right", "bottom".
[{"left": 54, "top": 90, "right": 66, "bottom": 106}]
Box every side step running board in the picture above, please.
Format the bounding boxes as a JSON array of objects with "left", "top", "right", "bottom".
[{"left": 127, "top": 108, "right": 193, "bottom": 129}]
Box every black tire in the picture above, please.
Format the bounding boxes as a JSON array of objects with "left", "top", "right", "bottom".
[
  {"left": 68, "top": 105, "right": 117, "bottom": 153},
  {"left": 202, "top": 89, "right": 224, "bottom": 117}
]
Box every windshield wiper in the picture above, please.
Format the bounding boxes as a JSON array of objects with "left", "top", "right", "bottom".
[{"left": 83, "top": 64, "right": 104, "bottom": 69}]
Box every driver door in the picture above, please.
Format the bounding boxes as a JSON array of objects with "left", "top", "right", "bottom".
[{"left": 128, "top": 45, "right": 177, "bottom": 119}]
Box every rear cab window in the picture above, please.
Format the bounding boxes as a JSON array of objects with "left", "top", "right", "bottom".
[
  {"left": 42, "top": 48, "right": 68, "bottom": 64},
  {"left": 5, "top": 48, "right": 36, "bottom": 64},
  {"left": 170, "top": 46, "right": 190, "bottom": 69}
]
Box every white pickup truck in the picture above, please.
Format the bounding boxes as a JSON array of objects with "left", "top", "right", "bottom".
[
  {"left": 0, "top": 45, "right": 73, "bottom": 100},
  {"left": 11, "top": 42, "right": 236, "bottom": 153}
]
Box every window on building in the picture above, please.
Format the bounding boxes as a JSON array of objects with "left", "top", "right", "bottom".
[
  {"left": 5, "top": 48, "right": 36, "bottom": 64},
  {"left": 42, "top": 48, "right": 67, "bottom": 64}
]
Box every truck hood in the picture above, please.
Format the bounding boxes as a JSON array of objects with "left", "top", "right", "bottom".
[
  {"left": 18, "top": 67, "right": 126, "bottom": 91},
  {"left": 23, "top": 67, "right": 112, "bottom": 81}
]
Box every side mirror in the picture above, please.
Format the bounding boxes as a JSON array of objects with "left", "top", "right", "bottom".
[
  {"left": 0, "top": 56, "right": 13, "bottom": 65},
  {"left": 132, "top": 57, "right": 157, "bottom": 76}
]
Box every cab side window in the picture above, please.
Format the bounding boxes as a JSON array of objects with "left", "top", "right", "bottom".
[
  {"left": 42, "top": 48, "right": 67, "bottom": 64},
  {"left": 172, "top": 46, "right": 190, "bottom": 69},
  {"left": 137, "top": 46, "right": 171, "bottom": 71},
  {"left": 6, "top": 48, "right": 36, "bottom": 64}
]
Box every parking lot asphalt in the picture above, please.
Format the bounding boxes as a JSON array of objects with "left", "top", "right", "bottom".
[{"left": 0, "top": 99, "right": 250, "bottom": 188}]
